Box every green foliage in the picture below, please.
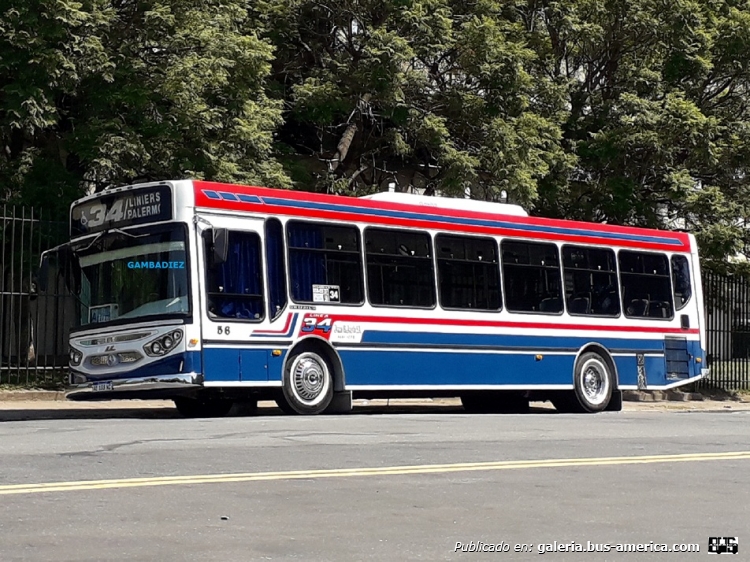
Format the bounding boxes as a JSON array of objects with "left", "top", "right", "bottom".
[
  {"left": 3, "top": 0, "right": 750, "bottom": 264},
  {"left": 258, "top": 0, "right": 750, "bottom": 263},
  {"left": 528, "top": 0, "right": 750, "bottom": 266},
  {"left": 260, "top": 0, "right": 569, "bottom": 201},
  {"left": 0, "top": 0, "right": 288, "bottom": 215}
]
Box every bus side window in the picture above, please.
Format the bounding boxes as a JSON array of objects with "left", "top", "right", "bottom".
[
  {"left": 287, "top": 221, "right": 364, "bottom": 304},
  {"left": 365, "top": 228, "right": 436, "bottom": 308},
  {"left": 203, "top": 230, "right": 265, "bottom": 321},
  {"left": 671, "top": 255, "right": 692, "bottom": 310},
  {"left": 618, "top": 250, "right": 673, "bottom": 320},
  {"left": 562, "top": 245, "right": 620, "bottom": 317},
  {"left": 266, "top": 218, "right": 287, "bottom": 320},
  {"left": 436, "top": 233, "right": 501, "bottom": 311},
  {"left": 501, "top": 240, "right": 563, "bottom": 314}
]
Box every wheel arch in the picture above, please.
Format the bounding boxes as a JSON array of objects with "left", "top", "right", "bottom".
[
  {"left": 573, "top": 343, "right": 619, "bottom": 389},
  {"left": 285, "top": 336, "right": 346, "bottom": 392}
]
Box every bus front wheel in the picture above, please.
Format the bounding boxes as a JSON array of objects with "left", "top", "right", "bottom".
[
  {"left": 279, "top": 351, "right": 334, "bottom": 415},
  {"left": 554, "top": 352, "right": 614, "bottom": 413}
]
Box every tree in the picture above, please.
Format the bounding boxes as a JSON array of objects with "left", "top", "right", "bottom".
[
  {"left": 259, "top": 0, "right": 571, "bottom": 204},
  {"left": 0, "top": 0, "right": 289, "bottom": 215},
  {"left": 527, "top": 0, "right": 750, "bottom": 265},
  {"left": 261, "top": 0, "right": 750, "bottom": 263},
  {"left": 4, "top": 0, "right": 750, "bottom": 264}
]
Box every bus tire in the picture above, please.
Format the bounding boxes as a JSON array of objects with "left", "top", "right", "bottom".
[
  {"left": 173, "top": 396, "right": 233, "bottom": 418},
  {"left": 280, "top": 351, "right": 334, "bottom": 415},
  {"left": 556, "top": 352, "right": 613, "bottom": 413}
]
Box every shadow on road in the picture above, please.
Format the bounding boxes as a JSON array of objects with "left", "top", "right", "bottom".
[{"left": 0, "top": 402, "right": 557, "bottom": 422}]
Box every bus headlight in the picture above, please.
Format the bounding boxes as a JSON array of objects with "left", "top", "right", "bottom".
[
  {"left": 69, "top": 347, "right": 83, "bottom": 366},
  {"left": 143, "top": 329, "right": 183, "bottom": 357}
]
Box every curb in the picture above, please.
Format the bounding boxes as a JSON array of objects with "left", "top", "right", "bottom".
[
  {"left": 0, "top": 391, "right": 67, "bottom": 401},
  {"left": 0, "top": 390, "right": 744, "bottom": 406},
  {"left": 622, "top": 390, "right": 705, "bottom": 402}
]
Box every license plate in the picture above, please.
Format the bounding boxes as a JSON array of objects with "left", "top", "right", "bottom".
[{"left": 92, "top": 381, "right": 113, "bottom": 392}]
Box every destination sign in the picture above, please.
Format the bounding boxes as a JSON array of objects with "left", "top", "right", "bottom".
[{"left": 71, "top": 185, "right": 173, "bottom": 236}]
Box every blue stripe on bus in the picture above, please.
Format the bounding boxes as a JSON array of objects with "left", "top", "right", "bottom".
[
  {"left": 197, "top": 344, "right": 682, "bottom": 387},
  {"left": 338, "top": 349, "right": 576, "bottom": 386},
  {"left": 358, "top": 330, "right": 668, "bottom": 352},
  {"left": 337, "top": 349, "right": 673, "bottom": 387},
  {"left": 258, "top": 197, "right": 683, "bottom": 246},
  {"left": 203, "top": 190, "right": 261, "bottom": 204}
]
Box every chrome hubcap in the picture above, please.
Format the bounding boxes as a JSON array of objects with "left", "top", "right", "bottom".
[
  {"left": 290, "top": 353, "right": 330, "bottom": 406},
  {"left": 581, "top": 359, "right": 609, "bottom": 405}
]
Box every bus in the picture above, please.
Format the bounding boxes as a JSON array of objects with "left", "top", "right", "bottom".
[{"left": 40, "top": 179, "right": 708, "bottom": 416}]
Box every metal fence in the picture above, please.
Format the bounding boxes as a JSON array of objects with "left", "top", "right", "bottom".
[
  {"left": 2, "top": 204, "right": 750, "bottom": 390},
  {"left": 1, "top": 205, "right": 73, "bottom": 387},
  {"left": 702, "top": 270, "right": 750, "bottom": 390}
]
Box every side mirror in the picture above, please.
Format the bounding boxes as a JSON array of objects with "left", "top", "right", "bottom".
[{"left": 212, "top": 228, "right": 229, "bottom": 266}]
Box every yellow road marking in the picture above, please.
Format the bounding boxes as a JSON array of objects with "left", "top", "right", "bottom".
[{"left": 1, "top": 451, "right": 749, "bottom": 496}]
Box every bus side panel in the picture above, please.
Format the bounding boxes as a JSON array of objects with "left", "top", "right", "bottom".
[
  {"left": 239, "top": 349, "right": 270, "bottom": 382},
  {"left": 337, "top": 350, "right": 576, "bottom": 387},
  {"left": 203, "top": 348, "right": 241, "bottom": 382},
  {"left": 613, "top": 355, "right": 666, "bottom": 387},
  {"left": 267, "top": 350, "right": 287, "bottom": 382},
  {"left": 202, "top": 347, "right": 282, "bottom": 382}
]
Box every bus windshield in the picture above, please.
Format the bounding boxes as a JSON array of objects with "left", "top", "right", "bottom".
[{"left": 74, "top": 224, "right": 190, "bottom": 327}]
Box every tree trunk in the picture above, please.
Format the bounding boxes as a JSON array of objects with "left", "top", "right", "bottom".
[
  {"left": 330, "top": 93, "right": 371, "bottom": 172},
  {"left": 330, "top": 123, "right": 357, "bottom": 172}
]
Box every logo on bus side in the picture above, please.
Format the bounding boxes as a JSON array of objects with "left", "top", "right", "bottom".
[
  {"left": 330, "top": 322, "right": 363, "bottom": 343},
  {"left": 299, "top": 314, "right": 332, "bottom": 338},
  {"left": 298, "top": 314, "right": 363, "bottom": 343}
]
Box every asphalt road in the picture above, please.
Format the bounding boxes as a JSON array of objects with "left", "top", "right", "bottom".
[{"left": 0, "top": 407, "right": 748, "bottom": 561}]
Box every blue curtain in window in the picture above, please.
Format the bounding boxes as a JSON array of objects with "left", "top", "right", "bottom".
[
  {"left": 216, "top": 233, "right": 262, "bottom": 319},
  {"left": 288, "top": 225, "right": 325, "bottom": 301}
]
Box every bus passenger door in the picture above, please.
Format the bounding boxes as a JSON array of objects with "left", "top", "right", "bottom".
[
  {"left": 198, "top": 219, "right": 269, "bottom": 383},
  {"left": 258, "top": 218, "right": 289, "bottom": 383}
]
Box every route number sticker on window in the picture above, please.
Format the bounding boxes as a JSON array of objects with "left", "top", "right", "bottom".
[{"left": 312, "top": 284, "right": 340, "bottom": 303}]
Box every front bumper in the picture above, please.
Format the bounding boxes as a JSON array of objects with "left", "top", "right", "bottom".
[{"left": 67, "top": 372, "right": 202, "bottom": 401}]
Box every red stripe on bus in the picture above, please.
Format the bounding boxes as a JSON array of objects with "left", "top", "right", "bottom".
[
  {"left": 253, "top": 313, "right": 295, "bottom": 335},
  {"left": 194, "top": 199, "right": 689, "bottom": 252},
  {"left": 320, "top": 314, "right": 699, "bottom": 335},
  {"left": 192, "top": 181, "right": 692, "bottom": 252}
]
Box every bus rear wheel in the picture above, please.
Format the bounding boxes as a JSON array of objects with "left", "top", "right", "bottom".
[
  {"left": 173, "top": 396, "right": 233, "bottom": 418},
  {"left": 554, "top": 352, "right": 613, "bottom": 413},
  {"left": 279, "top": 351, "right": 334, "bottom": 415}
]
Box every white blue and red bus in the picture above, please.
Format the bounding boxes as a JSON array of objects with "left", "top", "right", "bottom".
[{"left": 41, "top": 179, "right": 708, "bottom": 416}]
